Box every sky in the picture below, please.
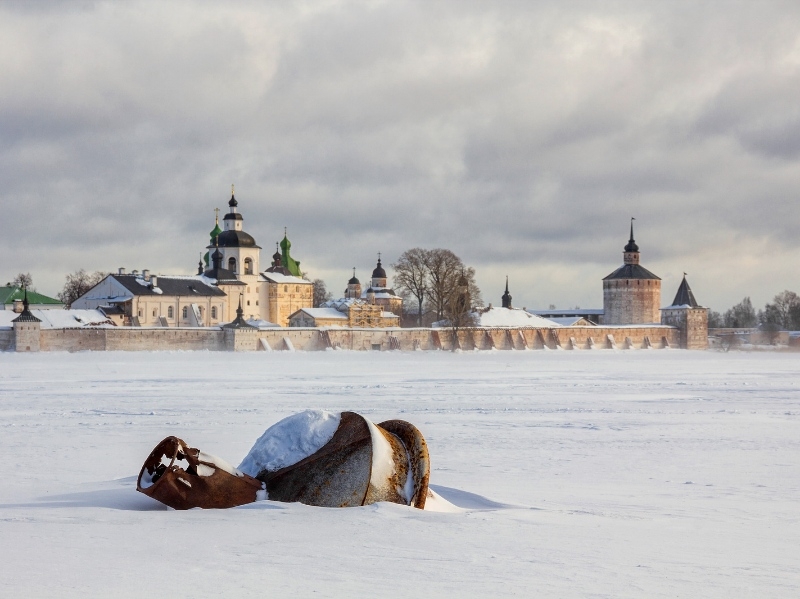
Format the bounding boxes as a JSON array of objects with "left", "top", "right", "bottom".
[{"left": 2, "top": 0, "right": 800, "bottom": 313}]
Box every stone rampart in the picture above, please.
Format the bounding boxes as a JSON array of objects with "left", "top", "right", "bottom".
[
  {"left": 0, "top": 329, "right": 14, "bottom": 351},
  {"left": 6, "top": 325, "right": 682, "bottom": 352}
]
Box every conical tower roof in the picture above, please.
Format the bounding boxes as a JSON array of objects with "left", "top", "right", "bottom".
[{"left": 669, "top": 274, "right": 699, "bottom": 308}]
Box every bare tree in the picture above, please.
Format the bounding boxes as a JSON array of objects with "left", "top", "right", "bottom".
[
  {"left": 391, "top": 248, "right": 428, "bottom": 326},
  {"left": 58, "top": 269, "right": 107, "bottom": 308},
  {"left": 312, "top": 279, "right": 332, "bottom": 307},
  {"left": 761, "top": 290, "right": 800, "bottom": 329},
  {"left": 425, "top": 249, "right": 468, "bottom": 321},
  {"left": 444, "top": 270, "right": 478, "bottom": 349},
  {"left": 723, "top": 297, "right": 757, "bottom": 328},
  {"left": 11, "top": 272, "right": 33, "bottom": 290},
  {"left": 707, "top": 310, "right": 723, "bottom": 328},
  {"left": 717, "top": 332, "right": 741, "bottom": 352}
]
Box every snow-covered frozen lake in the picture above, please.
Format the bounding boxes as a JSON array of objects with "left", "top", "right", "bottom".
[{"left": 1, "top": 350, "right": 798, "bottom": 597}]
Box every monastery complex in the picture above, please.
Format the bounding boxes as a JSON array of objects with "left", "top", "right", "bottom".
[{"left": 1, "top": 191, "right": 708, "bottom": 352}]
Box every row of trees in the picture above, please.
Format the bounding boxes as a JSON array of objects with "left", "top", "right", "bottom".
[
  {"left": 7, "top": 270, "right": 107, "bottom": 308},
  {"left": 391, "top": 248, "right": 482, "bottom": 326},
  {"left": 709, "top": 290, "right": 800, "bottom": 331}
]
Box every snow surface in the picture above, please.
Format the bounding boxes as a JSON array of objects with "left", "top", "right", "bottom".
[
  {"left": 238, "top": 409, "right": 342, "bottom": 477},
  {"left": 0, "top": 350, "right": 799, "bottom": 597}
]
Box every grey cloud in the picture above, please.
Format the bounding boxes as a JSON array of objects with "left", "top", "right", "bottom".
[{"left": 2, "top": 1, "right": 800, "bottom": 313}]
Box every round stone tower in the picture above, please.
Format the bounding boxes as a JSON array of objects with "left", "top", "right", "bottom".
[{"left": 602, "top": 220, "right": 661, "bottom": 324}]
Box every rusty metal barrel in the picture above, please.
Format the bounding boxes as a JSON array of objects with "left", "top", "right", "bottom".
[{"left": 137, "top": 412, "right": 430, "bottom": 510}]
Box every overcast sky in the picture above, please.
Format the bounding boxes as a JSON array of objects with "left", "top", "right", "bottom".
[{"left": 2, "top": 0, "right": 800, "bottom": 312}]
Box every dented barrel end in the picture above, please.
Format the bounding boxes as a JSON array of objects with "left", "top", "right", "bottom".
[{"left": 137, "top": 436, "right": 264, "bottom": 510}]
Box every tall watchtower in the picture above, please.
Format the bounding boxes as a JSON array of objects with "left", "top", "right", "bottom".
[{"left": 602, "top": 219, "right": 661, "bottom": 324}]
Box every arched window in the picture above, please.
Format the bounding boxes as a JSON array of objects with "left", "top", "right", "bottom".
[
  {"left": 167, "top": 306, "right": 174, "bottom": 318},
  {"left": 244, "top": 258, "right": 253, "bottom": 275},
  {"left": 211, "top": 306, "right": 217, "bottom": 319},
  {"left": 182, "top": 306, "right": 188, "bottom": 319},
  {"left": 228, "top": 257, "right": 237, "bottom": 273}
]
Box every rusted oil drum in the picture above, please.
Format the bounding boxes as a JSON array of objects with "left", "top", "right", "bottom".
[
  {"left": 136, "top": 436, "right": 264, "bottom": 510},
  {"left": 254, "top": 412, "right": 430, "bottom": 509},
  {"left": 136, "top": 412, "right": 430, "bottom": 510}
]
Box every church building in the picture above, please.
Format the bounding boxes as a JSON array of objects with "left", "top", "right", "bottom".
[
  {"left": 203, "top": 191, "right": 312, "bottom": 327},
  {"left": 360, "top": 255, "right": 403, "bottom": 317}
]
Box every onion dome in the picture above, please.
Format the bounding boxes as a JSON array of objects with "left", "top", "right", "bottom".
[
  {"left": 279, "top": 230, "right": 302, "bottom": 277},
  {"left": 349, "top": 267, "right": 360, "bottom": 285},
  {"left": 223, "top": 186, "right": 242, "bottom": 222},
  {"left": 371, "top": 256, "right": 387, "bottom": 279},
  {"left": 210, "top": 221, "right": 222, "bottom": 241},
  {"left": 216, "top": 229, "right": 257, "bottom": 247},
  {"left": 624, "top": 218, "right": 639, "bottom": 253}
]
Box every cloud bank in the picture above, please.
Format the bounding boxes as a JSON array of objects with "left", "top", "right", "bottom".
[{"left": 2, "top": 1, "right": 800, "bottom": 312}]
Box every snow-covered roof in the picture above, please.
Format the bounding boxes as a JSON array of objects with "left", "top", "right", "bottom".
[
  {"left": 477, "top": 307, "right": 561, "bottom": 328},
  {"left": 529, "top": 309, "right": 604, "bottom": 316},
  {"left": 112, "top": 274, "right": 225, "bottom": 297},
  {"left": 322, "top": 298, "right": 363, "bottom": 312},
  {"left": 545, "top": 316, "right": 597, "bottom": 326},
  {"left": 261, "top": 272, "right": 311, "bottom": 285},
  {"left": 0, "top": 309, "right": 115, "bottom": 329},
  {"left": 361, "top": 288, "right": 401, "bottom": 299},
  {"left": 292, "top": 308, "right": 348, "bottom": 320},
  {"left": 246, "top": 319, "right": 280, "bottom": 329}
]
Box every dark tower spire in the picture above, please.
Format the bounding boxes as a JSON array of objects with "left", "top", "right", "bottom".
[
  {"left": 502, "top": 276, "right": 512, "bottom": 309},
  {"left": 623, "top": 217, "right": 640, "bottom": 264}
]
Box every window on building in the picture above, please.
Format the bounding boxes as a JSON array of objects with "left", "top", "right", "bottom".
[
  {"left": 244, "top": 258, "right": 253, "bottom": 275},
  {"left": 138, "top": 309, "right": 142, "bottom": 317},
  {"left": 211, "top": 306, "right": 217, "bottom": 319},
  {"left": 247, "top": 300, "right": 250, "bottom": 306},
  {"left": 167, "top": 306, "right": 174, "bottom": 318},
  {"left": 228, "top": 257, "right": 237, "bottom": 273},
  {"left": 295, "top": 286, "right": 299, "bottom": 292},
  {"left": 182, "top": 306, "right": 188, "bottom": 319},
  {"left": 284, "top": 285, "right": 288, "bottom": 292},
  {"left": 152, "top": 309, "right": 157, "bottom": 317}
]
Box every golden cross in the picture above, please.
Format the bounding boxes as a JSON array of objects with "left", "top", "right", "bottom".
[{"left": 214, "top": 207, "right": 220, "bottom": 223}]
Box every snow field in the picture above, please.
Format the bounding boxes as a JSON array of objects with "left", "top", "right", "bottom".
[{"left": 0, "top": 350, "right": 798, "bottom": 597}]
